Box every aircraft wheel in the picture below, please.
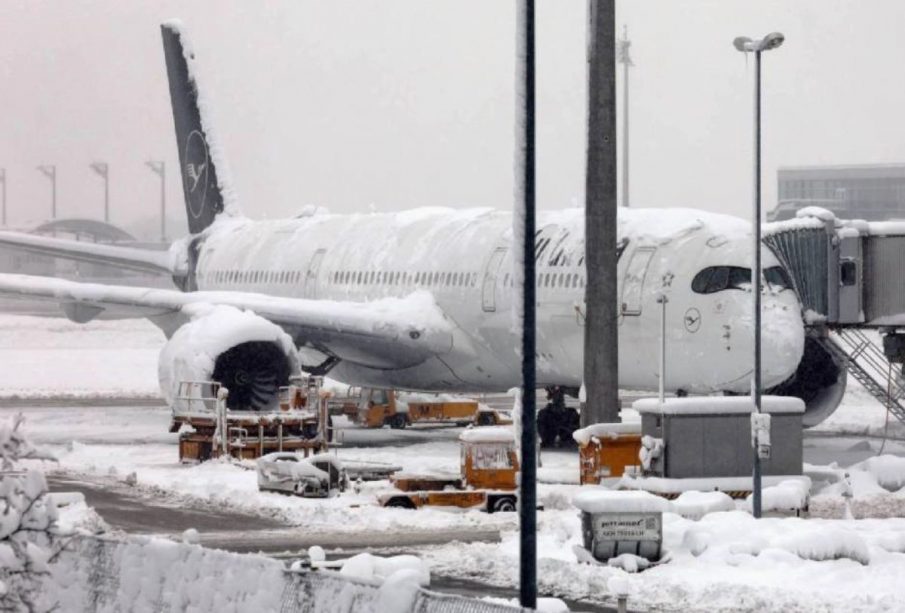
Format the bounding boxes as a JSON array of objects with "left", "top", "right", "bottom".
[
  {"left": 537, "top": 409, "right": 557, "bottom": 448},
  {"left": 385, "top": 496, "right": 415, "bottom": 509},
  {"left": 491, "top": 496, "right": 517, "bottom": 513}
]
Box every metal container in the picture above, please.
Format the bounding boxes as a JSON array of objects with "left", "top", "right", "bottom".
[{"left": 580, "top": 511, "right": 662, "bottom": 562}]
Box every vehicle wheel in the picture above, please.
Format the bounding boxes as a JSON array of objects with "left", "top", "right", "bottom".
[
  {"left": 476, "top": 412, "right": 495, "bottom": 426},
  {"left": 385, "top": 496, "right": 415, "bottom": 509},
  {"left": 389, "top": 414, "right": 407, "bottom": 429},
  {"left": 537, "top": 408, "right": 557, "bottom": 448},
  {"left": 557, "top": 410, "right": 580, "bottom": 448},
  {"left": 491, "top": 496, "right": 517, "bottom": 513},
  {"left": 301, "top": 423, "right": 318, "bottom": 439}
]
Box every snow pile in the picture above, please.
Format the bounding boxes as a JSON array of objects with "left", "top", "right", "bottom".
[
  {"left": 747, "top": 479, "right": 810, "bottom": 513},
  {"left": 638, "top": 435, "right": 662, "bottom": 471},
  {"left": 482, "top": 596, "right": 569, "bottom": 612},
  {"left": 339, "top": 553, "right": 430, "bottom": 587},
  {"left": 850, "top": 455, "right": 905, "bottom": 491},
  {"left": 572, "top": 489, "right": 672, "bottom": 514},
  {"left": 772, "top": 526, "right": 870, "bottom": 565},
  {"left": 47, "top": 535, "right": 285, "bottom": 611},
  {"left": 671, "top": 491, "right": 735, "bottom": 520},
  {"left": 606, "top": 553, "right": 651, "bottom": 573}
]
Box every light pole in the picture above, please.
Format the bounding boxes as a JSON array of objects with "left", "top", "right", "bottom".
[
  {"left": 515, "top": 0, "right": 536, "bottom": 607},
  {"left": 146, "top": 161, "right": 166, "bottom": 242},
  {"left": 733, "top": 31, "right": 784, "bottom": 519},
  {"left": 90, "top": 162, "right": 109, "bottom": 223},
  {"left": 36, "top": 165, "right": 56, "bottom": 219},
  {"left": 0, "top": 168, "right": 6, "bottom": 227},
  {"left": 617, "top": 25, "right": 633, "bottom": 208}
]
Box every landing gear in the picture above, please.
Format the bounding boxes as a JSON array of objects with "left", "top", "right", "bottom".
[{"left": 536, "top": 386, "right": 580, "bottom": 448}]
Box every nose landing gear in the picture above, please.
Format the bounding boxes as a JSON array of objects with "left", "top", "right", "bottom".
[{"left": 537, "top": 386, "right": 580, "bottom": 448}]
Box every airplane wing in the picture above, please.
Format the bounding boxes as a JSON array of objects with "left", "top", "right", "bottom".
[
  {"left": 0, "top": 274, "right": 453, "bottom": 370},
  {"left": 0, "top": 231, "right": 175, "bottom": 275}
]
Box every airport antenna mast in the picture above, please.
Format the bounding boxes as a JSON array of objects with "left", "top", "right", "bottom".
[{"left": 617, "top": 25, "right": 633, "bottom": 208}]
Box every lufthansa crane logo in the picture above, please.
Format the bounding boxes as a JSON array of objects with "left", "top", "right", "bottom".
[
  {"left": 684, "top": 307, "right": 702, "bottom": 333},
  {"left": 183, "top": 130, "right": 209, "bottom": 220}
]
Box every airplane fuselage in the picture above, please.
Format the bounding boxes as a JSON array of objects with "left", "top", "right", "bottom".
[{"left": 192, "top": 206, "right": 806, "bottom": 395}]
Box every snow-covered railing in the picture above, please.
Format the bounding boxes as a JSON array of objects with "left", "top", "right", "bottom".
[{"left": 44, "top": 535, "right": 532, "bottom": 613}]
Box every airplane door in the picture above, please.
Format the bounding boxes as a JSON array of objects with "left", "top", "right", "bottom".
[
  {"left": 621, "top": 246, "right": 656, "bottom": 316},
  {"left": 304, "top": 249, "right": 326, "bottom": 298},
  {"left": 482, "top": 248, "right": 507, "bottom": 312}
]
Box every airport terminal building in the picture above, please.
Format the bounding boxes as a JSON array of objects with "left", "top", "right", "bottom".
[{"left": 768, "top": 164, "right": 905, "bottom": 222}]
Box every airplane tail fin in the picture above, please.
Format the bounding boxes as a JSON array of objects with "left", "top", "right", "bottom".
[{"left": 161, "top": 21, "right": 235, "bottom": 235}]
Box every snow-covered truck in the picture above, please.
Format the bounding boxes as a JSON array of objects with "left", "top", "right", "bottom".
[
  {"left": 378, "top": 427, "right": 519, "bottom": 513},
  {"left": 330, "top": 388, "right": 479, "bottom": 429}
]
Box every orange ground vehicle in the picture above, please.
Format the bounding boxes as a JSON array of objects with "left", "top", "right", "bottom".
[
  {"left": 378, "top": 427, "right": 519, "bottom": 513},
  {"left": 573, "top": 422, "right": 643, "bottom": 484},
  {"left": 331, "top": 388, "right": 479, "bottom": 429}
]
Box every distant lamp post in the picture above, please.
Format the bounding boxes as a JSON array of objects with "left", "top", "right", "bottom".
[
  {"left": 146, "top": 161, "right": 166, "bottom": 242},
  {"left": 617, "top": 25, "right": 633, "bottom": 208},
  {"left": 89, "top": 162, "right": 109, "bottom": 223},
  {"left": 36, "top": 165, "right": 56, "bottom": 220},
  {"left": 732, "top": 31, "right": 784, "bottom": 520},
  {"left": 0, "top": 168, "right": 6, "bottom": 227}
]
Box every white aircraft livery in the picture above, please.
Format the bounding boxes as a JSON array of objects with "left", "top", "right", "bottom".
[{"left": 0, "top": 21, "right": 846, "bottom": 427}]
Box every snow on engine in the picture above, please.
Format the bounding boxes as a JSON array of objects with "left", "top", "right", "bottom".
[{"left": 158, "top": 304, "right": 301, "bottom": 411}]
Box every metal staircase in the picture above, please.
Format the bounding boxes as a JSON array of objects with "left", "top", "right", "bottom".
[{"left": 820, "top": 328, "right": 905, "bottom": 426}]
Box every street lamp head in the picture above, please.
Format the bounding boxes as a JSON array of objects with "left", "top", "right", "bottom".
[
  {"left": 733, "top": 32, "right": 785, "bottom": 53},
  {"left": 733, "top": 36, "right": 754, "bottom": 52},
  {"left": 760, "top": 32, "right": 785, "bottom": 51}
]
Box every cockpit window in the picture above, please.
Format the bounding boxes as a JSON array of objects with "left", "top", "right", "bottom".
[
  {"left": 692, "top": 265, "right": 794, "bottom": 294},
  {"left": 691, "top": 266, "right": 752, "bottom": 294},
  {"left": 764, "top": 266, "right": 793, "bottom": 291}
]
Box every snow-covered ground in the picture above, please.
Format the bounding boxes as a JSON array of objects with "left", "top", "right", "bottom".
[{"left": 5, "top": 314, "right": 905, "bottom": 611}]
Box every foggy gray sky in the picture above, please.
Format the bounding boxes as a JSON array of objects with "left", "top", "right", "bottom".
[{"left": 1, "top": 1, "right": 904, "bottom": 239}]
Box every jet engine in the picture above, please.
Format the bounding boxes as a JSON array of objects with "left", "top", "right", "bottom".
[
  {"left": 767, "top": 334, "right": 847, "bottom": 428},
  {"left": 159, "top": 305, "right": 300, "bottom": 411}
]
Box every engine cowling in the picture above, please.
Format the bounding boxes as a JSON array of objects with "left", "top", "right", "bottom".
[
  {"left": 159, "top": 305, "right": 300, "bottom": 411},
  {"left": 767, "top": 334, "right": 847, "bottom": 427}
]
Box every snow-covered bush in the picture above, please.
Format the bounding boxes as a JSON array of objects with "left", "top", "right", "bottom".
[{"left": 0, "top": 414, "right": 58, "bottom": 612}]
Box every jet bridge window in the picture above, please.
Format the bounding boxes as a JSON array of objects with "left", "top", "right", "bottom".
[{"left": 691, "top": 266, "right": 752, "bottom": 294}]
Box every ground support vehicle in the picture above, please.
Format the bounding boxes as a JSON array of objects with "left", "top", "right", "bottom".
[
  {"left": 257, "top": 452, "right": 347, "bottom": 497},
  {"left": 378, "top": 426, "right": 519, "bottom": 513},
  {"left": 536, "top": 386, "right": 580, "bottom": 448},
  {"left": 329, "top": 388, "right": 479, "bottom": 429},
  {"left": 474, "top": 406, "right": 513, "bottom": 426},
  {"left": 171, "top": 377, "right": 333, "bottom": 463},
  {"left": 573, "top": 423, "right": 643, "bottom": 484}
]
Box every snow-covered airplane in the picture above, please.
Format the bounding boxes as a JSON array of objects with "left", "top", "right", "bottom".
[{"left": 0, "top": 22, "right": 846, "bottom": 426}]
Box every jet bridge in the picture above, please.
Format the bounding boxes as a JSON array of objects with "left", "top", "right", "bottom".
[{"left": 764, "top": 209, "right": 905, "bottom": 426}]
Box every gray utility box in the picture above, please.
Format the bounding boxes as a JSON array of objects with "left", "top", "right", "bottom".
[
  {"left": 580, "top": 512, "right": 662, "bottom": 562},
  {"left": 635, "top": 396, "right": 804, "bottom": 479},
  {"left": 572, "top": 490, "right": 668, "bottom": 563}
]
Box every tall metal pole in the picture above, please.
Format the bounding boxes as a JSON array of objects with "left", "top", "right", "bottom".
[
  {"left": 37, "top": 165, "right": 56, "bottom": 220},
  {"left": 90, "top": 162, "right": 109, "bottom": 223},
  {"left": 751, "top": 49, "right": 763, "bottom": 518},
  {"left": 583, "top": 0, "right": 619, "bottom": 426},
  {"left": 146, "top": 161, "right": 167, "bottom": 242},
  {"left": 617, "top": 25, "right": 632, "bottom": 208},
  {"left": 515, "top": 0, "right": 536, "bottom": 607},
  {"left": 734, "top": 31, "right": 783, "bottom": 518},
  {"left": 0, "top": 169, "right": 6, "bottom": 227}
]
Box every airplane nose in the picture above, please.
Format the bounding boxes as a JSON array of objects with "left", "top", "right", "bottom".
[{"left": 759, "top": 297, "right": 805, "bottom": 386}]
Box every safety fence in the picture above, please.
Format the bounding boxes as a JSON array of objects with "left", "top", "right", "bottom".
[{"left": 46, "top": 534, "right": 528, "bottom": 613}]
